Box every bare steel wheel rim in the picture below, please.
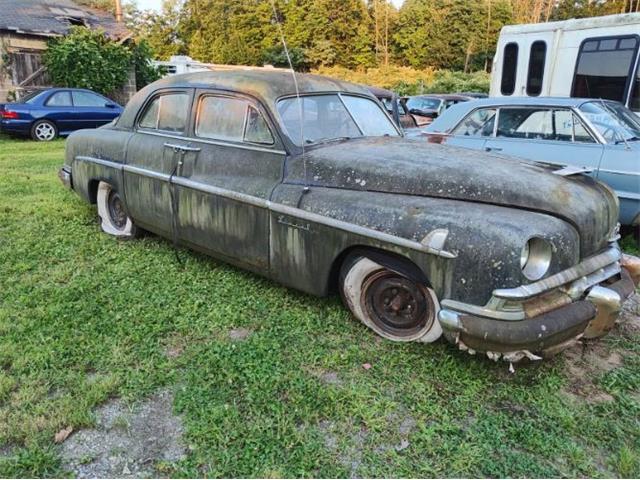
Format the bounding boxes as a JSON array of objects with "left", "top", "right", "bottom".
[
  {"left": 107, "top": 190, "right": 127, "bottom": 230},
  {"left": 362, "top": 270, "right": 435, "bottom": 338},
  {"left": 35, "top": 122, "right": 55, "bottom": 141}
]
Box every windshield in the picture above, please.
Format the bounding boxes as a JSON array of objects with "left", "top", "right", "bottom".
[
  {"left": 277, "top": 94, "right": 398, "bottom": 145},
  {"left": 406, "top": 97, "right": 441, "bottom": 111},
  {"left": 579, "top": 101, "right": 640, "bottom": 143}
]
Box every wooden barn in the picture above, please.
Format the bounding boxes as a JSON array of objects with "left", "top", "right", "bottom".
[{"left": 0, "top": 0, "right": 132, "bottom": 103}]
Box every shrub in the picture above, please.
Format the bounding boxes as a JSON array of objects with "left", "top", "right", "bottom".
[{"left": 44, "top": 27, "right": 132, "bottom": 95}]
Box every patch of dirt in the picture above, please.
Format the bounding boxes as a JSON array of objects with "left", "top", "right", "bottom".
[
  {"left": 60, "top": 390, "right": 186, "bottom": 478},
  {"left": 318, "top": 420, "right": 368, "bottom": 478},
  {"left": 163, "top": 334, "right": 186, "bottom": 359},
  {"left": 227, "top": 328, "right": 253, "bottom": 342},
  {"left": 618, "top": 293, "right": 640, "bottom": 331}
]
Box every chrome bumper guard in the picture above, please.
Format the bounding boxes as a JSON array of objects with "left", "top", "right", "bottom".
[{"left": 441, "top": 244, "right": 624, "bottom": 322}]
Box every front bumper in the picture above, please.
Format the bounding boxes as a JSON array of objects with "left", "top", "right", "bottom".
[
  {"left": 438, "top": 245, "right": 639, "bottom": 361},
  {"left": 58, "top": 166, "right": 72, "bottom": 189}
]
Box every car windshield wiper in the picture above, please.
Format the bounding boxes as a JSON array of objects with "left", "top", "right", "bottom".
[{"left": 306, "top": 136, "right": 353, "bottom": 145}]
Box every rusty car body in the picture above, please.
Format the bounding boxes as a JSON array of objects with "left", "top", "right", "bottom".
[{"left": 60, "top": 70, "right": 640, "bottom": 362}]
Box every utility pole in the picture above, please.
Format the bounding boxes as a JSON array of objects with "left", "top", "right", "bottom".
[{"left": 114, "top": 0, "right": 123, "bottom": 23}]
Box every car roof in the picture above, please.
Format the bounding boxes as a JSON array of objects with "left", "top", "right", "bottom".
[
  {"left": 410, "top": 94, "right": 470, "bottom": 101},
  {"left": 425, "top": 96, "right": 615, "bottom": 133},
  {"left": 117, "top": 69, "right": 373, "bottom": 129}
]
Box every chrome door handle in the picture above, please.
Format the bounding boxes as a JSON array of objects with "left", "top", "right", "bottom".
[
  {"left": 485, "top": 146, "right": 502, "bottom": 152},
  {"left": 163, "top": 142, "right": 201, "bottom": 153},
  {"left": 180, "top": 145, "right": 201, "bottom": 152}
]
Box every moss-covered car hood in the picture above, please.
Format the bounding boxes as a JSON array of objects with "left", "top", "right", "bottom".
[{"left": 284, "top": 136, "right": 618, "bottom": 258}]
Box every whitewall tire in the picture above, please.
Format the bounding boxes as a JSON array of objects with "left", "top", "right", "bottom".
[
  {"left": 96, "top": 181, "right": 138, "bottom": 238},
  {"left": 340, "top": 256, "right": 442, "bottom": 343}
]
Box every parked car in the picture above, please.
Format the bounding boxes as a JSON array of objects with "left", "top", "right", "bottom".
[
  {"left": 60, "top": 70, "right": 639, "bottom": 362},
  {"left": 368, "top": 86, "right": 418, "bottom": 131},
  {"left": 0, "top": 88, "right": 122, "bottom": 141},
  {"left": 405, "top": 94, "right": 472, "bottom": 126},
  {"left": 422, "top": 97, "right": 640, "bottom": 226}
]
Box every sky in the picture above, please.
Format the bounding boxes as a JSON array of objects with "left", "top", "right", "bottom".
[{"left": 133, "top": 0, "right": 405, "bottom": 12}]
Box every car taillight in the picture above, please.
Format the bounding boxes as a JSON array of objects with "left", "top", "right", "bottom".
[{"left": 1, "top": 110, "right": 19, "bottom": 119}]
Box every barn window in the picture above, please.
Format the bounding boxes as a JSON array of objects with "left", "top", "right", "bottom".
[
  {"left": 501, "top": 43, "right": 518, "bottom": 96},
  {"left": 526, "top": 41, "right": 547, "bottom": 96}
]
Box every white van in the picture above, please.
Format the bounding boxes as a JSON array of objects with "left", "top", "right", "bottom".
[{"left": 489, "top": 13, "right": 640, "bottom": 114}]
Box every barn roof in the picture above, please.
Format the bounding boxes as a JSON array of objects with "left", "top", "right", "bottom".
[{"left": 0, "top": 0, "right": 130, "bottom": 39}]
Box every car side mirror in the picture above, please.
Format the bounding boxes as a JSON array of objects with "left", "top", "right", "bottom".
[{"left": 105, "top": 103, "right": 117, "bottom": 109}]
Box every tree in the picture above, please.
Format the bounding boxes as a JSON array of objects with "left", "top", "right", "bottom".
[
  {"left": 127, "top": 0, "right": 187, "bottom": 60},
  {"left": 44, "top": 26, "right": 132, "bottom": 95}
]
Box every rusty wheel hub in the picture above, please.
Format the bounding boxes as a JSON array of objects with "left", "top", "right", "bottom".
[
  {"left": 362, "top": 270, "right": 434, "bottom": 338},
  {"left": 107, "top": 190, "right": 127, "bottom": 230}
]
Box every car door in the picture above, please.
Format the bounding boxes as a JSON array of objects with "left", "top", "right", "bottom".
[
  {"left": 124, "top": 89, "right": 194, "bottom": 236},
  {"left": 71, "top": 90, "right": 119, "bottom": 128},
  {"left": 484, "top": 107, "right": 604, "bottom": 169},
  {"left": 173, "top": 90, "right": 286, "bottom": 271},
  {"left": 43, "top": 90, "right": 78, "bottom": 133},
  {"left": 596, "top": 145, "right": 640, "bottom": 225},
  {"left": 445, "top": 106, "right": 496, "bottom": 150}
]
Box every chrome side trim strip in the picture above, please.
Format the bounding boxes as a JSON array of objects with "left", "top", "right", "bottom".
[
  {"left": 138, "top": 129, "right": 287, "bottom": 155},
  {"left": 75, "top": 156, "right": 123, "bottom": 171},
  {"left": 77, "top": 155, "right": 456, "bottom": 259},
  {"left": 493, "top": 245, "right": 621, "bottom": 301}
]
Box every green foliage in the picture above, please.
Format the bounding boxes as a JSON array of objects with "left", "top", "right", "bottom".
[
  {"left": 128, "top": 0, "right": 187, "bottom": 61},
  {"left": 261, "top": 46, "right": 309, "bottom": 71},
  {"left": 129, "top": 40, "right": 162, "bottom": 89},
  {"left": 43, "top": 27, "right": 132, "bottom": 95},
  {"left": 423, "top": 69, "right": 490, "bottom": 94}
]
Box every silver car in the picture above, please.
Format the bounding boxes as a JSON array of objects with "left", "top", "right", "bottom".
[{"left": 423, "top": 97, "right": 640, "bottom": 226}]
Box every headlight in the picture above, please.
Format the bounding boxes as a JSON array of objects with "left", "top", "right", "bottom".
[{"left": 520, "top": 237, "right": 552, "bottom": 281}]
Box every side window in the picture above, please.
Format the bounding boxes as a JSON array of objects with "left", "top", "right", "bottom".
[
  {"left": 628, "top": 60, "right": 640, "bottom": 112},
  {"left": 554, "top": 110, "right": 595, "bottom": 143},
  {"left": 497, "top": 108, "right": 553, "bottom": 139},
  {"left": 453, "top": 108, "right": 496, "bottom": 137},
  {"left": 526, "top": 41, "right": 547, "bottom": 96},
  {"left": 244, "top": 105, "right": 274, "bottom": 144},
  {"left": 46, "top": 91, "right": 72, "bottom": 107},
  {"left": 501, "top": 43, "right": 519, "bottom": 96},
  {"left": 138, "top": 93, "right": 189, "bottom": 133},
  {"left": 196, "top": 96, "right": 246, "bottom": 142},
  {"left": 72, "top": 91, "right": 107, "bottom": 107},
  {"left": 572, "top": 35, "right": 640, "bottom": 103}
]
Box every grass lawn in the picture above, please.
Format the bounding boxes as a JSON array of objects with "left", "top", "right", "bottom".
[{"left": 0, "top": 134, "right": 639, "bottom": 478}]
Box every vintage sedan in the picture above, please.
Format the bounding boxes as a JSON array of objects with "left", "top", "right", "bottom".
[
  {"left": 60, "top": 71, "right": 640, "bottom": 362},
  {"left": 423, "top": 97, "right": 640, "bottom": 226}
]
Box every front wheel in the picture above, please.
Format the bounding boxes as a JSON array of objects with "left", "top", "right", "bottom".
[
  {"left": 96, "top": 181, "right": 138, "bottom": 238},
  {"left": 340, "top": 256, "right": 442, "bottom": 343},
  {"left": 31, "top": 119, "right": 58, "bottom": 141}
]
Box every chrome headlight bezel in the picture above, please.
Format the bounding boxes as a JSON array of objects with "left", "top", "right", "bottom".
[{"left": 521, "top": 237, "right": 552, "bottom": 281}]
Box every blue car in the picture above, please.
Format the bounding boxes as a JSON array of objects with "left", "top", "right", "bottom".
[
  {"left": 0, "top": 88, "right": 122, "bottom": 141},
  {"left": 423, "top": 97, "right": 640, "bottom": 226}
]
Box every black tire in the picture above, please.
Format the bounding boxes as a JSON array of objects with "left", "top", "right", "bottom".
[
  {"left": 31, "top": 119, "right": 58, "bottom": 141},
  {"left": 339, "top": 255, "right": 442, "bottom": 343}
]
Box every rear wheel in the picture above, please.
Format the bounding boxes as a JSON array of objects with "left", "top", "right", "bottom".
[
  {"left": 340, "top": 256, "right": 442, "bottom": 343},
  {"left": 96, "top": 181, "right": 138, "bottom": 238},
  {"left": 31, "top": 120, "right": 57, "bottom": 141}
]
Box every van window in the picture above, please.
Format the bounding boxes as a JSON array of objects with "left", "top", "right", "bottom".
[
  {"left": 571, "top": 36, "right": 640, "bottom": 104},
  {"left": 501, "top": 43, "right": 518, "bottom": 96},
  {"left": 630, "top": 66, "right": 640, "bottom": 112},
  {"left": 526, "top": 41, "right": 546, "bottom": 96}
]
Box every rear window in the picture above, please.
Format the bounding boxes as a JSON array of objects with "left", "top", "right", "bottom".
[
  {"left": 138, "top": 93, "right": 189, "bottom": 133},
  {"left": 501, "top": 43, "right": 519, "bottom": 96}
]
